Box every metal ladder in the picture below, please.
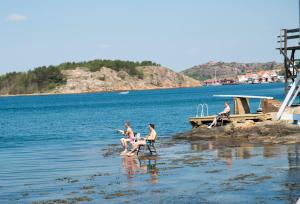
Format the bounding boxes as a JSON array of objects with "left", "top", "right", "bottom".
[{"left": 196, "top": 103, "right": 208, "bottom": 117}]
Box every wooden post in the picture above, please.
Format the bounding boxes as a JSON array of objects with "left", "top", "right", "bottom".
[
  {"left": 283, "top": 29, "right": 289, "bottom": 95},
  {"left": 234, "top": 97, "right": 250, "bottom": 114}
]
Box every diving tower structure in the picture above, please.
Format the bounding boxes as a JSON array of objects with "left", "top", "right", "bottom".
[{"left": 276, "top": 0, "right": 300, "bottom": 122}]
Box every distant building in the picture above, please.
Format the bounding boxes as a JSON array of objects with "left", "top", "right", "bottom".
[
  {"left": 203, "top": 78, "right": 237, "bottom": 85},
  {"left": 238, "top": 73, "right": 258, "bottom": 83},
  {"left": 203, "top": 79, "right": 220, "bottom": 85},
  {"left": 238, "top": 70, "right": 279, "bottom": 84},
  {"left": 257, "top": 70, "right": 278, "bottom": 83}
]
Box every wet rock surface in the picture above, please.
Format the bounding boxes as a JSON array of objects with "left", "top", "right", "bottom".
[{"left": 174, "top": 121, "right": 300, "bottom": 144}]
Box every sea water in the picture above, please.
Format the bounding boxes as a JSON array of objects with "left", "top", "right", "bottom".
[{"left": 0, "top": 83, "right": 299, "bottom": 203}]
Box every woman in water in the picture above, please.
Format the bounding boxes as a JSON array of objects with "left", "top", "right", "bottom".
[
  {"left": 127, "top": 124, "right": 157, "bottom": 156},
  {"left": 118, "top": 121, "right": 135, "bottom": 155}
]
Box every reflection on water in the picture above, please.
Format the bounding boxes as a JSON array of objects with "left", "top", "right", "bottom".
[
  {"left": 191, "top": 140, "right": 254, "bottom": 167},
  {"left": 287, "top": 144, "right": 300, "bottom": 167},
  {"left": 285, "top": 145, "right": 300, "bottom": 202},
  {"left": 189, "top": 141, "right": 300, "bottom": 203},
  {"left": 191, "top": 141, "right": 300, "bottom": 171},
  {"left": 190, "top": 140, "right": 294, "bottom": 161},
  {"left": 263, "top": 145, "right": 282, "bottom": 158},
  {"left": 122, "top": 155, "right": 158, "bottom": 184}
]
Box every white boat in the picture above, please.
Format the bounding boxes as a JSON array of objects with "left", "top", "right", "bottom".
[{"left": 119, "top": 91, "right": 129, "bottom": 95}]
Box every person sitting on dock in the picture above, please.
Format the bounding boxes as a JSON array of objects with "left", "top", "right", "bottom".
[
  {"left": 127, "top": 124, "right": 157, "bottom": 156},
  {"left": 117, "top": 121, "right": 135, "bottom": 155},
  {"left": 208, "top": 102, "right": 230, "bottom": 128}
]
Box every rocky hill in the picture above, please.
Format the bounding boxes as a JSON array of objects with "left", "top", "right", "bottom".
[
  {"left": 56, "top": 66, "right": 200, "bottom": 94},
  {"left": 181, "top": 61, "right": 283, "bottom": 81},
  {"left": 0, "top": 60, "right": 200, "bottom": 95}
]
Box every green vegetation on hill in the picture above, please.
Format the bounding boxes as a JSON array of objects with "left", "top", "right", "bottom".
[
  {"left": 0, "top": 66, "right": 66, "bottom": 95},
  {"left": 0, "top": 59, "right": 160, "bottom": 95},
  {"left": 57, "top": 59, "right": 159, "bottom": 79}
]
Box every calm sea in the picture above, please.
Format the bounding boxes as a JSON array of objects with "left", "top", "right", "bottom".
[{"left": 1, "top": 83, "right": 299, "bottom": 203}]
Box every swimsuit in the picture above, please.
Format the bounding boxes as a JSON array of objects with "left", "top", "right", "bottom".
[
  {"left": 125, "top": 128, "right": 135, "bottom": 143},
  {"left": 129, "top": 136, "right": 135, "bottom": 143}
]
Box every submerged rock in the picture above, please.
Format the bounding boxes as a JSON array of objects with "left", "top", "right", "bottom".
[
  {"left": 32, "top": 196, "right": 93, "bottom": 204},
  {"left": 55, "top": 177, "right": 78, "bottom": 183}
]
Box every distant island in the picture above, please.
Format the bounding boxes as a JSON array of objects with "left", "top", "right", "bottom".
[
  {"left": 181, "top": 61, "right": 284, "bottom": 84},
  {"left": 0, "top": 59, "right": 200, "bottom": 95}
]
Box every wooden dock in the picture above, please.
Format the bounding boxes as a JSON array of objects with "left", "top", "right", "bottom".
[{"left": 189, "top": 113, "right": 273, "bottom": 128}]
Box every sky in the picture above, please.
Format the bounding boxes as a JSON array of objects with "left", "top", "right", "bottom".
[{"left": 0, "top": 0, "right": 299, "bottom": 74}]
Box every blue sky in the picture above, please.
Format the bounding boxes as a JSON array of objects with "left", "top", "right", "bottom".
[{"left": 0, "top": 0, "right": 298, "bottom": 73}]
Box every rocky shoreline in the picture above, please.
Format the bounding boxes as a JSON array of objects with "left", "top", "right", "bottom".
[
  {"left": 0, "top": 85, "right": 199, "bottom": 97},
  {"left": 174, "top": 120, "right": 300, "bottom": 145}
]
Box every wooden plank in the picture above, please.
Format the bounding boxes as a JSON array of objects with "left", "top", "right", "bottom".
[
  {"left": 286, "top": 34, "right": 299, "bottom": 40},
  {"left": 189, "top": 113, "right": 273, "bottom": 127},
  {"left": 287, "top": 28, "right": 300, "bottom": 33},
  {"left": 277, "top": 35, "right": 300, "bottom": 42},
  {"left": 276, "top": 45, "right": 300, "bottom": 50},
  {"left": 190, "top": 113, "right": 271, "bottom": 120}
]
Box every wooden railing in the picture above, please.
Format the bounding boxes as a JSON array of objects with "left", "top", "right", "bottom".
[{"left": 277, "top": 28, "right": 300, "bottom": 92}]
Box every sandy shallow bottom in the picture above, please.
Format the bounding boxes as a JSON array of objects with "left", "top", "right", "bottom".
[{"left": 4, "top": 138, "right": 300, "bottom": 204}]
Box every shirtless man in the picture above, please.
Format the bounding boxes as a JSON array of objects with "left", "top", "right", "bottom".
[
  {"left": 117, "top": 121, "right": 135, "bottom": 155},
  {"left": 127, "top": 124, "right": 157, "bottom": 156}
]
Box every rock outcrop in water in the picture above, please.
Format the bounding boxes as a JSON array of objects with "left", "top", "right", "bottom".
[
  {"left": 174, "top": 121, "right": 300, "bottom": 145},
  {"left": 55, "top": 66, "right": 200, "bottom": 94}
]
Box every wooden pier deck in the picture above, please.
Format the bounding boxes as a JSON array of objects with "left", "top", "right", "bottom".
[{"left": 189, "top": 113, "right": 273, "bottom": 128}]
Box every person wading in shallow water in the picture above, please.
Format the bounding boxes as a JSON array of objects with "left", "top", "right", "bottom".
[
  {"left": 117, "top": 121, "right": 135, "bottom": 155},
  {"left": 127, "top": 124, "right": 157, "bottom": 156},
  {"left": 208, "top": 102, "right": 230, "bottom": 128}
]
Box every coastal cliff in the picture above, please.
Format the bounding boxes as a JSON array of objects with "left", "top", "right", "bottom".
[
  {"left": 56, "top": 66, "right": 200, "bottom": 94},
  {"left": 0, "top": 60, "right": 200, "bottom": 95}
]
